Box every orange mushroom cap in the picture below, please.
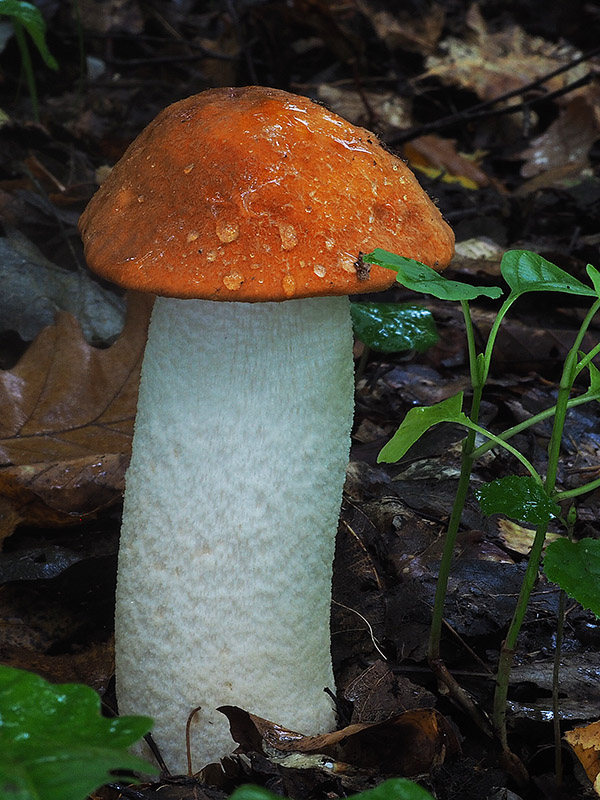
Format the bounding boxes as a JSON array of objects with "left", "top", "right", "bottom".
[{"left": 79, "top": 86, "right": 454, "bottom": 302}]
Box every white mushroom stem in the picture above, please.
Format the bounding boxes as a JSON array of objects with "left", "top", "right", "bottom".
[{"left": 115, "top": 294, "right": 355, "bottom": 772}]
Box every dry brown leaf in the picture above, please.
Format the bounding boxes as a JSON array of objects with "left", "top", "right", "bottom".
[
  {"left": 220, "top": 704, "right": 460, "bottom": 776},
  {"left": 519, "top": 91, "right": 600, "bottom": 178},
  {"left": 404, "top": 135, "right": 491, "bottom": 189},
  {"left": 356, "top": 1, "right": 445, "bottom": 56},
  {"left": 424, "top": 3, "right": 588, "bottom": 104},
  {"left": 564, "top": 720, "right": 600, "bottom": 795},
  {"left": 515, "top": 163, "right": 596, "bottom": 196},
  {"left": 316, "top": 85, "right": 412, "bottom": 135},
  {"left": 0, "top": 292, "right": 153, "bottom": 538},
  {"left": 497, "top": 519, "right": 561, "bottom": 556},
  {"left": 76, "top": 0, "right": 143, "bottom": 35},
  {"left": 451, "top": 237, "right": 504, "bottom": 276},
  {"left": 343, "top": 660, "right": 435, "bottom": 724}
]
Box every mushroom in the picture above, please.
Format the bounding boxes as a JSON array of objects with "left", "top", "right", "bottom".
[{"left": 79, "top": 86, "right": 454, "bottom": 773}]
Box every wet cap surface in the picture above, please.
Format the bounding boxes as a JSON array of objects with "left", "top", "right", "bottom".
[{"left": 79, "top": 86, "right": 454, "bottom": 301}]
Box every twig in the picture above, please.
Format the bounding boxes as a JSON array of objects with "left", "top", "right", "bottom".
[
  {"left": 186, "top": 705, "right": 203, "bottom": 776},
  {"left": 389, "top": 43, "right": 600, "bottom": 144},
  {"left": 332, "top": 599, "right": 387, "bottom": 660}
]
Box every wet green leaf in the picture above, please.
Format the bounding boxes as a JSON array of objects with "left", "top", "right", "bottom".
[
  {"left": 543, "top": 538, "right": 600, "bottom": 617},
  {"left": 0, "top": 665, "right": 155, "bottom": 800},
  {"left": 350, "top": 302, "right": 438, "bottom": 353},
  {"left": 501, "top": 250, "right": 596, "bottom": 298},
  {"left": 0, "top": 1, "right": 58, "bottom": 69},
  {"left": 231, "top": 778, "right": 434, "bottom": 800},
  {"left": 586, "top": 361, "right": 600, "bottom": 395},
  {"left": 475, "top": 475, "right": 560, "bottom": 524},
  {"left": 586, "top": 263, "right": 600, "bottom": 297},
  {"left": 378, "top": 392, "right": 467, "bottom": 463},
  {"left": 363, "top": 249, "right": 503, "bottom": 300}
]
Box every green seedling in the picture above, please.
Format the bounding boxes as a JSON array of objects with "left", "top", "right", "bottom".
[
  {"left": 362, "top": 248, "right": 600, "bottom": 764},
  {"left": 0, "top": 664, "right": 155, "bottom": 800},
  {"left": 0, "top": 0, "right": 58, "bottom": 121}
]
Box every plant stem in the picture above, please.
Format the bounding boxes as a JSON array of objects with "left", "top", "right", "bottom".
[
  {"left": 556, "top": 475, "right": 600, "bottom": 499},
  {"left": 576, "top": 342, "right": 600, "bottom": 375},
  {"left": 480, "top": 295, "right": 519, "bottom": 383},
  {"left": 492, "top": 340, "right": 582, "bottom": 751},
  {"left": 427, "top": 433, "right": 477, "bottom": 662},
  {"left": 470, "top": 391, "right": 600, "bottom": 461},
  {"left": 461, "top": 420, "right": 542, "bottom": 481},
  {"left": 429, "top": 301, "right": 482, "bottom": 662},
  {"left": 552, "top": 590, "right": 566, "bottom": 783},
  {"left": 472, "top": 297, "right": 600, "bottom": 461},
  {"left": 492, "top": 519, "right": 549, "bottom": 750},
  {"left": 13, "top": 21, "right": 39, "bottom": 122}
]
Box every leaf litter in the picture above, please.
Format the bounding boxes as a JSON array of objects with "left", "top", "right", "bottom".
[
  {"left": 0, "top": 293, "right": 152, "bottom": 538},
  {"left": 1, "top": 1, "right": 600, "bottom": 798}
]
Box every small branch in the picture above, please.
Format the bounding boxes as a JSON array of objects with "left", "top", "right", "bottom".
[
  {"left": 389, "top": 43, "right": 600, "bottom": 145},
  {"left": 429, "top": 657, "right": 493, "bottom": 737}
]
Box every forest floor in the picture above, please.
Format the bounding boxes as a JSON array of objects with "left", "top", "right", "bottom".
[{"left": 0, "top": 2, "right": 599, "bottom": 799}]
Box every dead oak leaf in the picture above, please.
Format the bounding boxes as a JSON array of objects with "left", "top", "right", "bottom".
[
  {"left": 565, "top": 720, "right": 600, "bottom": 794},
  {"left": 404, "top": 134, "right": 491, "bottom": 189},
  {"left": 356, "top": 1, "right": 446, "bottom": 56},
  {"left": 519, "top": 90, "right": 600, "bottom": 179},
  {"left": 0, "top": 292, "right": 152, "bottom": 537},
  {"left": 424, "top": 3, "right": 588, "bottom": 104},
  {"left": 219, "top": 704, "right": 460, "bottom": 776}
]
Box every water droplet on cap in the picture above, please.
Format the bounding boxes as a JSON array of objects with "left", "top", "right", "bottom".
[
  {"left": 339, "top": 254, "right": 356, "bottom": 274},
  {"left": 223, "top": 273, "right": 244, "bottom": 290},
  {"left": 216, "top": 220, "right": 239, "bottom": 243},
  {"left": 278, "top": 223, "right": 298, "bottom": 250},
  {"left": 282, "top": 274, "right": 296, "bottom": 296}
]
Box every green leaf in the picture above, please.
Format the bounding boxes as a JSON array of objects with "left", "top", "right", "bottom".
[
  {"left": 378, "top": 392, "right": 467, "bottom": 463},
  {"left": 475, "top": 475, "right": 560, "bottom": 524},
  {"left": 586, "top": 263, "right": 600, "bottom": 297},
  {"left": 363, "top": 249, "right": 503, "bottom": 300},
  {"left": 0, "top": 665, "right": 156, "bottom": 800},
  {"left": 501, "top": 250, "right": 596, "bottom": 298},
  {"left": 0, "top": 0, "right": 58, "bottom": 69},
  {"left": 543, "top": 538, "right": 600, "bottom": 617},
  {"left": 347, "top": 778, "right": 435, "bottom": 800},
  {"left": 582, "top": 358, "right": 600, "bottom": 396},
  {"left": 350, "top": 302, "right": 439, "bottom": 353},
  {"left": 231, "top": 778, "right": 434, "bottom": 800}
]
